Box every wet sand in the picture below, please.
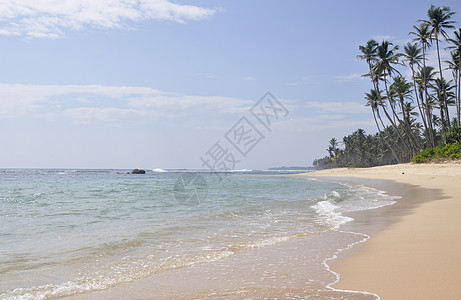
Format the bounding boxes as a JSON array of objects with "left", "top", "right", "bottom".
[{"left": 304, "top": 162, "right": 461, "bottom": 299}]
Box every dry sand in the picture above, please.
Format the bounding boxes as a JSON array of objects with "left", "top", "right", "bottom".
[{"left": 304, "top": 162, "right": 461, "bottom": 299}]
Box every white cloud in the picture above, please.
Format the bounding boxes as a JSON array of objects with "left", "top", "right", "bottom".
[
  {"left": 195, "top": 73, "right": 217, "bottom": 79},
  {"left": 277, "top": 116, "right": 374, "bottom": 133},
  {"left": 0, "top": 0, "right": 216, "bottom": 38},
  {"left": 371, "top": 35, "right": 394, "bottom": 42},
  {"left": 242, "top": 76, "right": 257, "bottom": 81},
  {"left": 304, "top": 101, "right": 369, "bottom": 114},
  {"left": 333, "top": 73, "right": 364, "bottom": 82},
  {"left": 0, "top": 83, "right": 253, "bottom": 124}
]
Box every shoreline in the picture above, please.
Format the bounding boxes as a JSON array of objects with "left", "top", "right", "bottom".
[{"left": 302, "top": 162, "right": 461, "bottom": 299}]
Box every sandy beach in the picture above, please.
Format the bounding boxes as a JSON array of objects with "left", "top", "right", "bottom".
[{"left": 304, "top": 162, "right": 461, "bottom": 299}]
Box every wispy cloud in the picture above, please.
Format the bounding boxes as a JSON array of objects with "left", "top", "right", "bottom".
[
  {"left": 195, "top": 73, "right": 217, "bottom": 79},
  {"left": 332, "top": 73, "right": 363, "bottom": 82},
  {"left": 286, "top": 73, "right": 363, "bottom": 86},
  {"left": 0, "top": 0, "right": 216, "bottom": 38},
  {"left": 277, "top": 116, "right": 374, "bottom": 133},
  {"left": 0, "top": 83, "right": 253, "bottom": 124},
  {"left": 305, "top": 101, "right": 369, "bottom": 114},
  {"left": 371, "top": 35, "right": 394, "bottom": 41},
  {"left": 242, "top": 76, "right": 257, "bottom": 81}
]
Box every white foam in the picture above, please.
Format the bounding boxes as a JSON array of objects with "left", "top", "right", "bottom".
[
  {"left": 152, "top": 168, "right": 168, "bottom": 173},
  {"left": 323, "top": 230, "right": 382, "bottom": 299},
  {"left": 313, "top": 201, "right": 353, "bottom": 230},
  {"left": 331, "top": 190, "right": 341, "bottom": 198},
  {"left": 337, "top": 184, "right": 400, "bottom": 212},
  {"left": 244, "top": 236, "right": 291, "bottom": 249}
]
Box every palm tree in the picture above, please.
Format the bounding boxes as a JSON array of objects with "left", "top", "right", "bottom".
[
  {"left": 358, "top": 40, "right": 382, "bottom": 100},
  {"left": 327, "top": 138, "right": 339, "bottom": 158},
  {"left": 365, "top": 89, "right": 383, "bottom": 132},
  {"left": 365, "top": 89, "right": 400, "bottom": 161},
  {"left": 431, "top": 78, "right": 456, "bottom": 133},
  {"left": 373, "top": 41, "right": 402, "bottom": 96},
  {"left": 421, "top": 5, "right": 456, "bottom": 128},
  {"left": 410, "top": 22, "right": 435, "bottom": 146},
  {"left": 391, "top": 76, "right": 420, "bottom": 151},
  {"left": 447, "top": 28, "right": 461, "bottom": 125},
  {"left": 403, "top": 43, "right": 429, "bottom": 139},
  {"left": 445, "top": 51, "right": 461, "bottom": 126},
  {"left": 358, "top": 40, "right": 379, "bottom": 68},
  {"left": 372, "top": 41, "right": 412, "bottom": 153}
]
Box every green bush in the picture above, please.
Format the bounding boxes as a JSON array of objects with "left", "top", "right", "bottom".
[
  {"left": 412, "top": 143, "right": 461, "bottom": 163},
  {"left": 443, "top": 125, "right": 461, "bottom": 145}
]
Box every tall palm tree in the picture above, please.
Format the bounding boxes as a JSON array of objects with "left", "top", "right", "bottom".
[
  {"left": 447, "top": 28, "right": 461, "bottom": 125},
  {"left": 431, "top": 78, "right": 456, "bottom": 132},
  {"left": 421, "top": 5, "right": 456, "bottom": 128},
  {"left": 373, "top": 41, "right": 402, "bottom": 96},
  {"left": 365, "top": 89, "right": 400, "bottom": 161},
  {"left": 372, "top": 41, "right": 411, "bottom": 152},
  {"left": 403, "top": 43, "right": 429, "bottom": 138},
  {"left": 327, "top": 138, "right": 339, "bottom": 158},
  {"left": 365, "top": 89, "right": 383, "bottom": 132},
  {"left": 445, "top": 51, "right": 461, "bottom": 125},
  {"left": 358, "top": 40, "right": 382, "bottom": 100},
  {"left": 416, "top": 66, "right": 438, "bottom": 144},
  {"left": 410, "top": 23, "right": 435, "bottom": 146},
  {"left": 391, "top": 76, "right": 420, "bottom": 151}
]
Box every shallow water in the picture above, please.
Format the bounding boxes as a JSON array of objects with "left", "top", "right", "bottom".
[{"left": 0, "top": 169, "right": 398, "bottom": 299}]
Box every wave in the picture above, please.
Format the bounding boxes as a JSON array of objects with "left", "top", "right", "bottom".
[
  {"left": 152, "top": 168, "right": 168, "bottom": 173},
  {"left": 0, "top": 232, "right": 311, "bottom": 299},
  {"left": 313, "top": 200, "right": 354, "bottom": 230}
]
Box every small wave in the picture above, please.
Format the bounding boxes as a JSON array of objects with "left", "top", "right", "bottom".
[
  {"left": 0, "top": 232, "right": 316, "bottom": 299},
  {"left": 313, "top": 201, "right": 354, "bottom": 230},
  {"left": 213, "top": 169, "right": 253, "bottom": 173},
  {"left": 232, "top": 169, "right": 252, "bottom": 172},
  {"left": 152, "top": 168, "right": 168, "bottom": 173},
  {"left": 336, "top": 184, "right": 399, "bottom": 212}
]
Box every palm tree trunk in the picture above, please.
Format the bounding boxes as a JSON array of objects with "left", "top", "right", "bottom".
[
  {"left": 380, "top": 103, "right": 412, "bottom": 159},
  {"left": 411, "top": 64, "right": 429, "bottom": 136},
  {"left": 383, "top": 76, "right": 413, "bottom": 154},
  {"left": 422, "top": 46, "right": 436, "bottom": 147},
  {"left": 436, "top": 37, "right": 451, "bottom": 128},
  {"left": 458, "top": 70, "right": 461, "bottom": 126},
  {"left": 372, "top": 107, "right": 400, "bottom": 162}
]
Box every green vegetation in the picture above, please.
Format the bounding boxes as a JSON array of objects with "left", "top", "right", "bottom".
[
  {"left": 412, "top": 125, "right": 461, "bottom": 163},
  {"left": 314, "top": 5, "right": 461, "bottom": 169},
  {"left": 412, "top": 143, "right": 461, "bottom": 163}
]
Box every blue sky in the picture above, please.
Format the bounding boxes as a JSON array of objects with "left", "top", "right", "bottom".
[{"left": 1, "top": 0, "right": 460, "bottom": 169}]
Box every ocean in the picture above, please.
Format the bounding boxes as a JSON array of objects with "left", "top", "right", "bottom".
[{"left": 0, "top": 169, "right": 398, "bottom": 299}]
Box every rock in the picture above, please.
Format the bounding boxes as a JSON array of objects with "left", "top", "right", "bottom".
[{"left": 131, "top": 169, "right": 146, "bottom": 174}]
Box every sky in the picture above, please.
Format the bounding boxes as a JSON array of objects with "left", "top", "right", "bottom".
[{"left": 1, "top": 0, "right": 461, "bottom": 169}]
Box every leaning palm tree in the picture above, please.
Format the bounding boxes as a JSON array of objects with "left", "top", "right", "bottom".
[
  {"left": 365, "top": 89, "right": 384, "bottom": 132},
  {"left": 445, "top": 51, "right": 461, "bottom": 125},
  {"left": 358, "top": 40, "right": 381, "bottom": 98},
  {"left": 410, "top": 23, "right": 435, "bottom": 145},
  {"left": 372, "top": 41, "right": 412, "bottom": 153},
  {"left": 421, "top": 5, "right": 456, "bottom": 128},
  {"left": 446, "top": 28, "right": 461, "bottom": 125},
  {"left": 391, "top": 76, "right": 420, "bottom": 152},
  {"left": 403, "top": 43, "right": 429, "bottom": 138},
  {"left": 365, "top": 89, "right": 400, "bottom": 161},
  {"left": 431, "top": 78, "right": 456, "bottom": 133}
]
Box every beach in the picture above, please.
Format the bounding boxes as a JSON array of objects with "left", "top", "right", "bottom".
[{"left": 304, "top": 162, "right": 461, "bottom": 299}]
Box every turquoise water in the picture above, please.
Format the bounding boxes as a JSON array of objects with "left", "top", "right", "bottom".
[{"left": 0, "top": 169, "right": 397, "bottom": 299}]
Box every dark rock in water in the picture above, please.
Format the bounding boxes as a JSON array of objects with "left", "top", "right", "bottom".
[{"left": 131, "top": 169, "right": 146, "bottom": 174}]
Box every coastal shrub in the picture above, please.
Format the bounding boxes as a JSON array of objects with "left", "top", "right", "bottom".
[
  {"left": 412, "top": 143, "right": 461, "bottom": 163},
  {"left": 443, "top": 125, "right": 461, "bottom": 145}
]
